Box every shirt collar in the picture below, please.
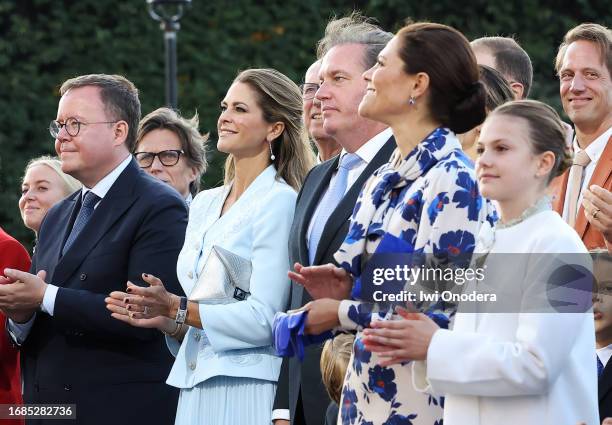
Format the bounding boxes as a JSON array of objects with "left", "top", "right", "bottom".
[
  {"left": 597, "top": 343, "right": 612, "bottom": 368},
  {"left": 572, "top": 125, "right": 612, "bottom": 164},
  {"left": 338, "top": 127, "right": 393, "bottom": 167},
  {"left": 81, "top": 155, "right": 132, "bottom": 201}
]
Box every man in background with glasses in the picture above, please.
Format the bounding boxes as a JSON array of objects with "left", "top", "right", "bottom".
[
  {"left": 0, "top": 74, "right": 187, "bottom": 425},
  {"left": 300, "top": 60, "right": 341, "bottom": 163}
]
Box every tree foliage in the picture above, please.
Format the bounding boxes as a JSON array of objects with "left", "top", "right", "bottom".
[{"left": 0, "top": 0, "right": 609, "bottom": 248}]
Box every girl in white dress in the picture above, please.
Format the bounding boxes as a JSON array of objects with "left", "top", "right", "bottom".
[{"left": 362, "top": 100, "right": 599, "bottom": 425}]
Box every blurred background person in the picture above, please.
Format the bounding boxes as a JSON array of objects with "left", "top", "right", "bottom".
[
  {"left": 300, "top": 60, "right": 341, "bottom": 162},
  {"left": 134, "top": 107, "right": 208, "bottom": 205},
  {"left": 319, "top": 333, "right": 354, "bottom": 425},
  {"left": 0, "top": 226, "right": 31, "bottom": 425},
  {"left": 458, "top": 65, "right": 515, "bottom": 160},
  {"left": 471, "top": 36, "right": 533, "bottom": 99},
  {"left": 107, "top": 68, "right": 314, "bottom": 425},
  {"left": 19, "top": 156, "right": 81, "bottom": 237}
]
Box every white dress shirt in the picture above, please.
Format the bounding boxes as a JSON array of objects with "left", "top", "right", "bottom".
[
  {"left": 8, "top": 155, "right": 132, "bottom": 343},
  {"left": 598, "top": 343, "right": 612, "bottom": 370},
  {"left": 562, "top": 126, "right": 612, "bottom": 221}
]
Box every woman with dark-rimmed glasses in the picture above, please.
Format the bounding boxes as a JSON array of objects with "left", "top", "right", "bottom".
[{"left": 134, "top": 107, "right": 208, "bottom": 206}]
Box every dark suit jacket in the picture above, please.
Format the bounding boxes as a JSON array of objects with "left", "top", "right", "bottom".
[
  {"left": 1, "top": 227, "right": 31, "bottom": 425},
  {"left": 274, "top": 136, "right": 396, "bottom": 425},
  {"left": 20, "top": 160, "right": 187, "bottom": 425},
  {"left": 600, "top": 359, "right": 612, "bottom": 423}
]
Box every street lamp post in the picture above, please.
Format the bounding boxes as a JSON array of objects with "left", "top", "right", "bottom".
[{"left": 146, "top": 0, "right": 191, "bottom": 110}]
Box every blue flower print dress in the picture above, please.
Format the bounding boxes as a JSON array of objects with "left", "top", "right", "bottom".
[{"left": 333, "top": 128, "right": 494, "bottom": 425}]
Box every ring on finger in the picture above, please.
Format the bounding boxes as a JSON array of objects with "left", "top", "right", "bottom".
[
  {"left": 593, "top": 208, "right": 600, "bottom": 220},
  {"left": 144, "top": 306, "right": 149, "bottom": 316}
]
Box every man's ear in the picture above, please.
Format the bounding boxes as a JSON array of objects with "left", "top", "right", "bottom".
[
  {"left": 113, "top": 121, "right": 129, "bottom": 147},
  {"left": 509, "top": 82, "right": 525, "bottom": 100}
]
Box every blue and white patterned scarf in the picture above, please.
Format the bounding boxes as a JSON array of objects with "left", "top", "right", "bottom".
[{"left": 335, "top": 127, "right": 477, "bottom": 285}]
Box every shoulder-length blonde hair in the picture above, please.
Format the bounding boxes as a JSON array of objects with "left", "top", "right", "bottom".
[
  {"left": 223, "top": 68, "right": 315, "bottom": 191},
  {"left": 24, "top": 156, "right": 81, "bottom": 195}
]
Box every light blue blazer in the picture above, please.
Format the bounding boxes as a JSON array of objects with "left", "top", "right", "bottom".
[{"left": 166, "top": 165, "right": 296, "bottom": 389}]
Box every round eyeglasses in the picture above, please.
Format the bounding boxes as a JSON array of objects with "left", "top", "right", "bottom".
[
  {"left": 50, "top": 117, "right": 118, "bottom": 138},
  {"left": 299, "top": 83, "right": 319, "bottom": 100},
  {"left": 134, "top": 150, "right": 184, "bottom": 168}
]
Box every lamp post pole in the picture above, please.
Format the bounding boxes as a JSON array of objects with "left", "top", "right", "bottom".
[{"left": 146, "top": 0, "right": 191, "bottom": 110}]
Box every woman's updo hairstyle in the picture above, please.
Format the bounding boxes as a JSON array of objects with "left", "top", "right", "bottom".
[
  {"left": 397, "top": 22, "right": 487, "bottom": 134},
  {"left": 491, "top": 100, "right": 572, "bottom": 182}
]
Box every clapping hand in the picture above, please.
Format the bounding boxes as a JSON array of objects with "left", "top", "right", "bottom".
[
  {"left": 106, "top": 273, "right": 179, "bottom": 332},
  {"left": 361, "top": 306, "right": 440, "bottom": 365},
  {"left": 301, "top": 298, "right": 341, "bottom": 334},
  {"left": 582, "top": 185, "right": 612, "bottom": 247},
  {"left": 288, "top": 263, "right": 352, "bottom": 300},
  {"left": 0, "top": 269, "right": 48, "bottom": 323}
]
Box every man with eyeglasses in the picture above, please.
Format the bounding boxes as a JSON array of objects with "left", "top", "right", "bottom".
[
  {"left": 300, "top": 60, "right": 341, "bottom": 163},
  {"left": 0, "top": 74, "right": 187, "bottom": 425}
]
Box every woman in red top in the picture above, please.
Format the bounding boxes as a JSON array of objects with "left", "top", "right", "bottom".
[{"left": 0, "top": 226, "right": 31, "bottom": 425}]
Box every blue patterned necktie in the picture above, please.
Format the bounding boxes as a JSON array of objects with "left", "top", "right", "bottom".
[
  {"left": 598, "top": 355, "right": 605, "bottom": 379},
  {"left": 308, "top": 153, "right": 363, "bottom": 265},
  {"left": 62, "top": 191, "right": 101, "bottom": 255}
]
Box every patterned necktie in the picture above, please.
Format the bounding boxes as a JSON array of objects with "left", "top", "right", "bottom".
[
  {"left": 62, "top": 191, "right": 101, "bottom": 255},
  {"left": 598, "top": 355, "right": 605, "bottom": 379},
  {"left": 567, "top": 150, "right": 591, "bottom": 228},
  {"left": 308, "top": 153, "right": 363, "bottom": 265}
]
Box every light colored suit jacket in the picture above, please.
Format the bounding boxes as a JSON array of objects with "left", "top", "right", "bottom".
[
  {"left": 166, "top": 166, "right": 296, "bottom": 388},
  {"left": 553, "top": 135, "right": 612, "bottom": 250}
]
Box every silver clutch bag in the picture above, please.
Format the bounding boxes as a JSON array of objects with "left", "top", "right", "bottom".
[{"left": 189, "top": 245, "right": 252, "bottom": 304}]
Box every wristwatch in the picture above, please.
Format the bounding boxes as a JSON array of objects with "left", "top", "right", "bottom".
[{"left": 175, "top": 296, "right": 188, "bottom": 325}]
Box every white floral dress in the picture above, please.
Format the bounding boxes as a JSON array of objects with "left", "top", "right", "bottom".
[{"left": 333, "top": 128, "right": 495, "bottom": 425}]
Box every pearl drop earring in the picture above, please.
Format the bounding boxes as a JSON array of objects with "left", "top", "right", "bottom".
[{"left": 269, "top": 141, "right": 275, "bottom": 161}]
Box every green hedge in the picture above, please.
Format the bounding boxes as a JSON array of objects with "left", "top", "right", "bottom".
[{"left": 1, "top": 0, "right": 609, "bottom": 249}]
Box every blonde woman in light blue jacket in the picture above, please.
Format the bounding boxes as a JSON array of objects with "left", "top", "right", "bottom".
[{"left": 106, "top": 68, "right": 315, "bottom": 425}]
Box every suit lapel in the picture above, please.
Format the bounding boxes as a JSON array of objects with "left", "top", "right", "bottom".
[
  {"left": 313, "top": 136, "right": 396, "bottom": 265},
  {"left": 298, "top": 157, "right": 339, "bottom": 266},
  {"left": 576, "top": 136, "right": 612, "bottom": 238},
  {"left": 290, "top": 159, "right": 338, "bottom": 309},
  {"left": 600, "top": 358, "right": 612, "bottom": 402},
  {"left": 551, "top": 172, "right": 569, "bottom": 215},
  {"left": 39, "top": 194, "right": 79, "bottom": 283},
  {"left": 52, "top": 161, "right": 140, "bottom": 286}
]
